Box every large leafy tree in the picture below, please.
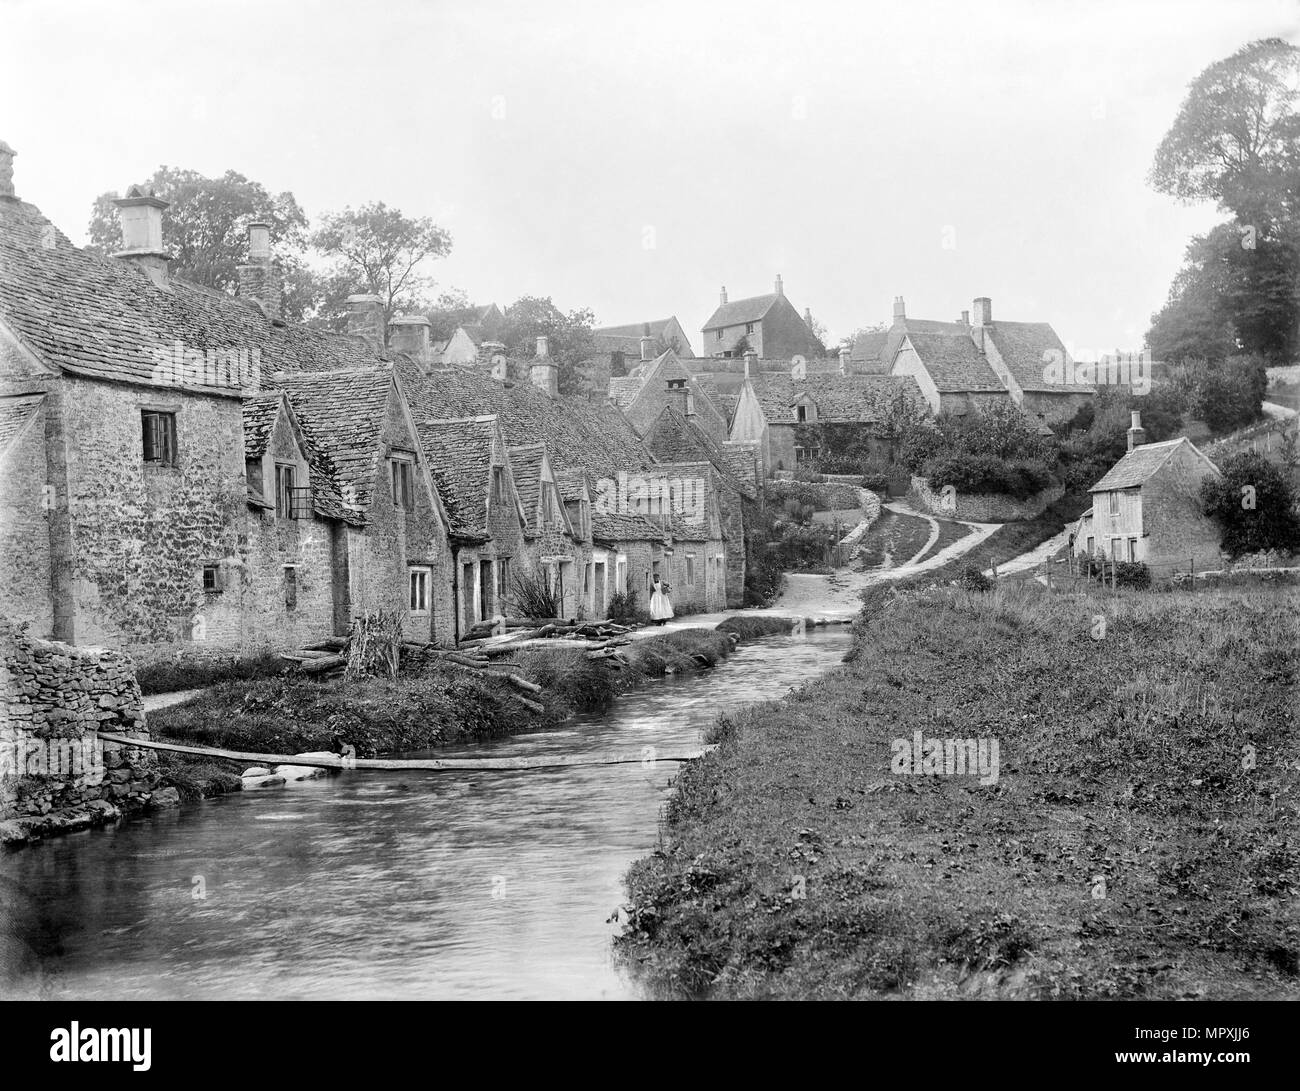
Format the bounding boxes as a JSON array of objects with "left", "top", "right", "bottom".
[
  {"left": 1147, "top": 38, "right": 1300, "bottom": 366},
  {"left": 1201, "top": 450, "right": 1300, "bottom": 557},
  {"left": 311, "top": 203, "right": 452, "bottom": 339},
  {"left": 500, "top": 296, "right": 596, "bottom": 395},
  {"left": 86, "top": 166, "right": 314, "bottom": 318}
]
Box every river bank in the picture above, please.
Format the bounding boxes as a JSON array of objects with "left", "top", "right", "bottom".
[{"left": 614, "top": 581, "right": 1300, "bottom": 999}]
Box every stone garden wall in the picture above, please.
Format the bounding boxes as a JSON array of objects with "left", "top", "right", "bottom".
[
  {"left": 910, "top": 475, "right": 1064, "bottom": 523},
  {"left": 0, "top": 618, "right": 167, "bottom": 844}
]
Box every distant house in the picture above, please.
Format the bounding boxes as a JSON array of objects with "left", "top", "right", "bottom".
[
  {"left": 594, "top": 317, "right": 694, "bottom": 360},
  {"left": 866, "top": 296, "right": 1096, "bottom": 427},
  {"left": 701, "top": 276, "right": 825, "bottom": 360},
  {"left": 728, "top": 369, "right": 926, "bottom": 477},
  {"left": 1074, "top": 413, "right": 1223, "bottom": 575}
]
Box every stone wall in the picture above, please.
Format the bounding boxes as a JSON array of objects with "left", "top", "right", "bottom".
[
  {"left": 0, "top": 392, "right": 53, "bottom": 637},
  {"left": 0, "top": 618, "right": 164, "bottom": 844},
  {"left": 910, "top": 474, "right": 1064, "bottom": 523}
]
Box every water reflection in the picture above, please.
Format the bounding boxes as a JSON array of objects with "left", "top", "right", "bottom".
[{"left": 0, "top": 630, "right": 848, "bottom": 1000}]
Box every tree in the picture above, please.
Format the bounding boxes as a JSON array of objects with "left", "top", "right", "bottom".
[
  {"left": 1184, "top": 354, "right": 1269, "bottom": 433},
  {"left": 1150, "top": 37, "right": 1300, "bottom": 222},
  {"left": 842, "top": 323, "right": 886, "bottom": 353},
  {"left": 501, "top": 296, "right": 597, "bottom": 395},
  {"left": 312, "top": 203, "right": 452, "bottom": 339},
  {"left": 86, "top": 166, "right": 314, "bottom": 319},
  {"left": 1200, "top": 450, "right": 1300, "bottom": 557}
]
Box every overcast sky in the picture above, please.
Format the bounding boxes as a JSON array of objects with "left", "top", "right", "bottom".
[{"left": 2, "top": 0, "right": 1297, "bottom": 355}]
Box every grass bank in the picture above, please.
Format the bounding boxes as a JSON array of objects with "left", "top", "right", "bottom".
[
  {"left": 135, "top": 651, "right": 286, "bottom": 695},
  {"left": 616, "top": 581, "right": 1300, "bottom": 999},
  {"left": 146, "top": 629, "right": 738, "bottom": 787}
]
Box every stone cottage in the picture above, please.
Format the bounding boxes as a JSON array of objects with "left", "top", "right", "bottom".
[{"left": 701, "top": 277, "right": 825, "bottom": 359}]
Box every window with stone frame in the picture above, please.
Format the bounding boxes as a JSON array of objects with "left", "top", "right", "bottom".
[
  {"left": 283, "top": 565, "right": 298, "bottom": 609},
  {"left": 141, "top": 410, "right": 177, "bottom": 466},
  {"left": 409, "top": 567, "right": 431, "bottom": 614},
  {"left": 391, "top": 456, "right": 415, "bottom": 511},
  {"left": 202, "top": 564, "right": 222, "bottom": 594},
  {"left": 275, "top": 463, "right": 296, "bottom": 517},
  {"left": 492, "top": 465, "right": 506, "bottom": 506}
]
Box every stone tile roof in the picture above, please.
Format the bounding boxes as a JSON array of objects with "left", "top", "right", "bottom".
[
  {"left": 903, "top": 332, "right": 1006, "bottom": 392},
  {"left": 0, "top": 394, "right": 44, "bottom": 457},
  {"left": 593, "top": 318, "right": 678, "bottom": 355},
  {"left": 508, "top": 443, "right": 546, "bottom": 528},
  {"left": 416, "top": 415, "right": 498, "bottom": 536},
  {"left": 644, "top": 405, "right": 756, "bottom": 499},
  {"left": 988, "top": 320, "right": 1093, "bottom": 394},
  {"left": 751, "top": 373, "right": 926, "bottom": 421},
  {"left": 275, "top": 367, "right": 393, "bottom": 513},
  {"left": 0, "top": 197, "right": 382, "bottom": 394},
  {"left": 1089, "top": 438, "right": 1216, "bottom": 493},
  {"left": 242, "top": 393, "right": 281, "bottom": 458},
  {"left": 554, "top": 468, "right": 589, "bottom": 502},
  {"left": 703, "top": 293, "right": 779, "bottom": 330},
  {"left": 591, "top": 507, "right": 668, "bottom": 545}
]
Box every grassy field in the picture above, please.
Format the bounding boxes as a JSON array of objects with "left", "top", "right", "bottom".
[
  {"left": 853, "top": 509, "right": 935, "bottom": 569},
  {"left": 616, "top": 581, "right": 1299, "bottom": 999}
]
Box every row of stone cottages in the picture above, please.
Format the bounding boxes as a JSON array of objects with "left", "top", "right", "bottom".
[{"left": 0, "top": 151, "right": 758, "bottom": 664}]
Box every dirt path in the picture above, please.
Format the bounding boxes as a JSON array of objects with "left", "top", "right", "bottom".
[{"left": 142, "top": 687, "right": 209, "bottom": 713}]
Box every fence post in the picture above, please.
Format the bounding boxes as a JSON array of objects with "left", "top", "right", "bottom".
[
  {"left": 1045, "top": 560, "right": 1053, "bottom": 592},
  {"left": 1111, "top": 560, "right": 1117, "bottom": 591},
  {"left": 1189, "top": 556, "right": 1194, "bottom": 590}
]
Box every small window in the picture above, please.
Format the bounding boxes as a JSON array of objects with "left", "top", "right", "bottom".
[
  {"left": 745, "top": 322, "right": 754, "bottom": 335},
  {"left": 284, "top": 565, "right": 297, "bottom": 609},
  {"left": 497, "top": 557, "right": 512, "bottom": 598},
  {"left": 141, "top": 410, "right": 177, "bottom": 466},
  {"left": 391, "top": 458, "right": 414, "bottom": 510},
  {"left": 1108, "top": 491, "right": 1120, "bottom": 515},
  {"left": 409, "top": 567, "right": 430, "bottom": 614},
  {"left": 276, "top": 464, "right": 296, "bottom": 517},
  {"left": 542, "top": 485, "right": 556, "bottom": 524},
  {"left": 202, "top": 564, "right": 221, "bottom": 593},
  {"left": 492, "top": 466, "right": 506, "bottom": 505},
  {"left": 796, "top": 405, "right": 807, "bottom": 422},
  {"left": 245, "top": 458, "right": 264, "bottom": 496},
  {"left": 1128, "top": 538, "right": 1138, "bottom": 561},
  {"left": 1110, "top": 539, "right": 1121, "bottom": 560},
  {"left": 1086, "top": 536, "right": 1095, "bottom": 555},
  {"left": 716, "top": 329, "right": 723, "bottom": 341},
  {"left": 685, "top": 554, "right": 696, "bottom": 587}
]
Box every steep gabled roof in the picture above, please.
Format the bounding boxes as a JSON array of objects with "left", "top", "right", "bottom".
[
  {"left": 702, "top": 293, "right": 780, "bottom": 331},
  {"left": 643, "top": 404, "right": 756, "bottom": 499},
  {"left": 242, "top": 393, "right": 281, "bottom": 459},
  {"left": 416, "top": 414, "right": 500, "bottom": 536},
  {"left": 749, "top": 372, "right": 925, "bottom": 422},
  {"left": 507, "top": 442, "right": 546, "bottom": 527},
  {"left": 276, "top": 366, "right": 393, "bottom": 512},
  {"left": 903, "top": 332, "right": 1006, "bottom": 392},
  {"left": 988, "top": 320, "right": 1092, "bottom": 394},
  {"left": 1089, "top": 438, "right": 1219, "bottom": 493},
  {"left": 0, "top": 197, "right": 381, "bottom": 393}
]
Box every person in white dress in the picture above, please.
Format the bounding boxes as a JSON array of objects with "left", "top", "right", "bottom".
[{"left": 649, "top": 576, "right": 674, "bottom": 625}]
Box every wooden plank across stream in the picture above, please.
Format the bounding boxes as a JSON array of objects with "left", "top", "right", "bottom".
[{"left": 97, "top": 733, "right": 707, "bottom": 773}]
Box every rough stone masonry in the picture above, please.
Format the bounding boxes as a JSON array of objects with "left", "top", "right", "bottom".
[{"left": 0, "top": 617, "right": 170, "bottom": 847}]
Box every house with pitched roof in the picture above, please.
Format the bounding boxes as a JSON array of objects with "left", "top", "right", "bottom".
[
  {"left": 701, "top": 277, "right": 825, "bottom": 360},
  {"left": 607, "top": 348, "right": 730, "bottom": 444},
  {"left": 727, "top": 366, "right": 926, "bottom": 478},
  {"left": 1073, "top": 413, "right": 1223, "bottom": 575},
  {"left": 593, "top": 317, "right": 695, "bottom": 360},
  {"left": 507, "top": 442, "right": 591, "bottom": 617},
  {"left": 880, "top": 296, "right": 1095, "bottom": 427}
]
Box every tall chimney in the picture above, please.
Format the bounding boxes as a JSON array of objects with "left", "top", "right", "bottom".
[
  {"left": 774, "top": 274, "right": 784, "bottom": 297},
  {"left": 640, "top": 322, "right": 654, "bottom": 361},
  {"left": 893, "top": 296, "right": 906, "bottom": 321},
  {"left": 389, "top": 315, "right": 433, "bottom": 369},
  {"left": 0, "top": 141, "right": 16, "bottom": 199},
  {"left": 972, "top": 297, "right": 992, "bottom": 326},
  {"left": 346, "top": 294, "right": 385, "bottom": 349},
  {"left": 960, "top": 309, "right": 970, "bottom": 326},
  {"left": 1127, "top": 410, "right": 1146, "bottom": 453},
  {"left": 838, "top": 346, "right": 851, "bottom": 376},
  {"left": 530, "top": 336, "right": 557, "bottom": 396},
  {"left": 237, "top": 221, "right": 282, "bottom": 320},
  {"left": 535, "top": 335, "right": 549, "bottom": 359},
  {"left": 113, "top": 186, "right": 171, "bottom": 289},
  {"left": 719, "top": 285, "right": 728, "bottom": 305}
]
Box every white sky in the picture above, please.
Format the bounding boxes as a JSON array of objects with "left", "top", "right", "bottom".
[{"left": 2, "top": 0, "right": 1297, "bottom": 354}]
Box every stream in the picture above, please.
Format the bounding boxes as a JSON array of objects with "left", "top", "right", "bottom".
[{"left": 0, "top": 629, "right": 849, "bottom": 1000}]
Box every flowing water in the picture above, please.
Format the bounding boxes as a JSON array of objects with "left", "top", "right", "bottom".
[{"left": 0, "top": 630, "right": 849, "bottom": 1000}]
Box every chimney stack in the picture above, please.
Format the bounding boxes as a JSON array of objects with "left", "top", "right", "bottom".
[
  {"left": 665, "top": 377, "right": 690, "bottom": 416},
  {"left": 389, "top": 315, "right": 433, "bottom": 369},
  {"left": 0, "top": 141, "right": 16, "bottom": 199},
  {"left": 113, "top": 186, "right": 171, "bottom": 289},
  {"left": 972, "top": 297, "right": 992, "bottom": 326},
  {"left": 719, "top": 285, "right": 728, "bottom": 305},
  {"left": 346, "top": 294, "right": 385, "bottom": 349},
  {"left": 1127, "top": 410, "right": 1147, "bottom": 453},
  {"left": 774, "top": 274, "right": 784, "bottom": 297},
  {"left": 960, "top": 309, "right": 970, "bottom": 326},
  {"left": 640, "top": 322, "right": 654, "bottom": 361},
  {"left": 530, "top": 336, "right": 557, "bottom": 396},
  {"left": 893, "top": 296, "right": 906, "bottom": 321},
  {"left": 743, "top": 349, "right": 757, "bottom": 378},
  {"left": 237, "top": 222, "right": 283, "bottom": 320},
  {"left": 838, "top": 346, "right": 851, "bottom": 375}
]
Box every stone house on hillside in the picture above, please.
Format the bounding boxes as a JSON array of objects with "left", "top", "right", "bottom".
[
  {"left": 1073, "top": 414, "right": 1224, "bottom": 575},
  {"left": 863, "top": 296, "right": 1095, "bottom": 427},
  {"left": 728, "top": 369, "right": 926, "bottom": 478},
  {"left": 702, "top": 277, "right": 824, "bottom": 359}
]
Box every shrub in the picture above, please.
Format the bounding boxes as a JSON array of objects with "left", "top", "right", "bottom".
[
  {"left": 608, "top": 588, "right": 645, "bottom": 623},
  {"left": 1201, "top": 451, "right": 1300, "bottom": 557},
  {"left": 1114, "top": 561, "right": 1151, "bottom": 588},
  {"left": 953, "top": 565, "right": 993, "bottom": 592},
  {"left": 923, "top": 452, "right": 1054, "bottom": 500},
  {"left": 507, "top": 567, "right": 563, "bottom": 619},
  {"left": 135, "top": 651, "right": 286, "bottom": 695},
  {"left": 792, "top": 468, "right": 826, "bottom": 483},
  {"left": 859, "top": 471, "right": 889, "bottom": 494}
]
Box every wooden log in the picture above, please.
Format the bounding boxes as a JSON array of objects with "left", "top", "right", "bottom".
[
  {"left": 300, "top": 655, "right": 345, "bottom": 673},
  {"left": 535, "top": 624, "right": 556, "bottom": 638},
  {"left": 303, "top": 637, "right": 349, "bottom": 652},
  {"left": 506, "top": 674, "right": 542, "bottom": 694},
  {"left": 516, "top": 697, "right": 545, "bottom": 714},
  {"left": 481, "top": 641, "right": 527, "bottom": 659},
  {"left": 98, "top": 732, "right": 701, "bottom": 772},
  {"left": 279, "top": 653, "right": 311, "bottom": 663}
]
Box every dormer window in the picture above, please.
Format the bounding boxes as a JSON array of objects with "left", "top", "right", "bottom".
[
  {"left": 796, "top": 405, "right": 807, "bottom": 422},
  {"left": 391, "top": 455, "right": 415, "bottom": 510}
]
